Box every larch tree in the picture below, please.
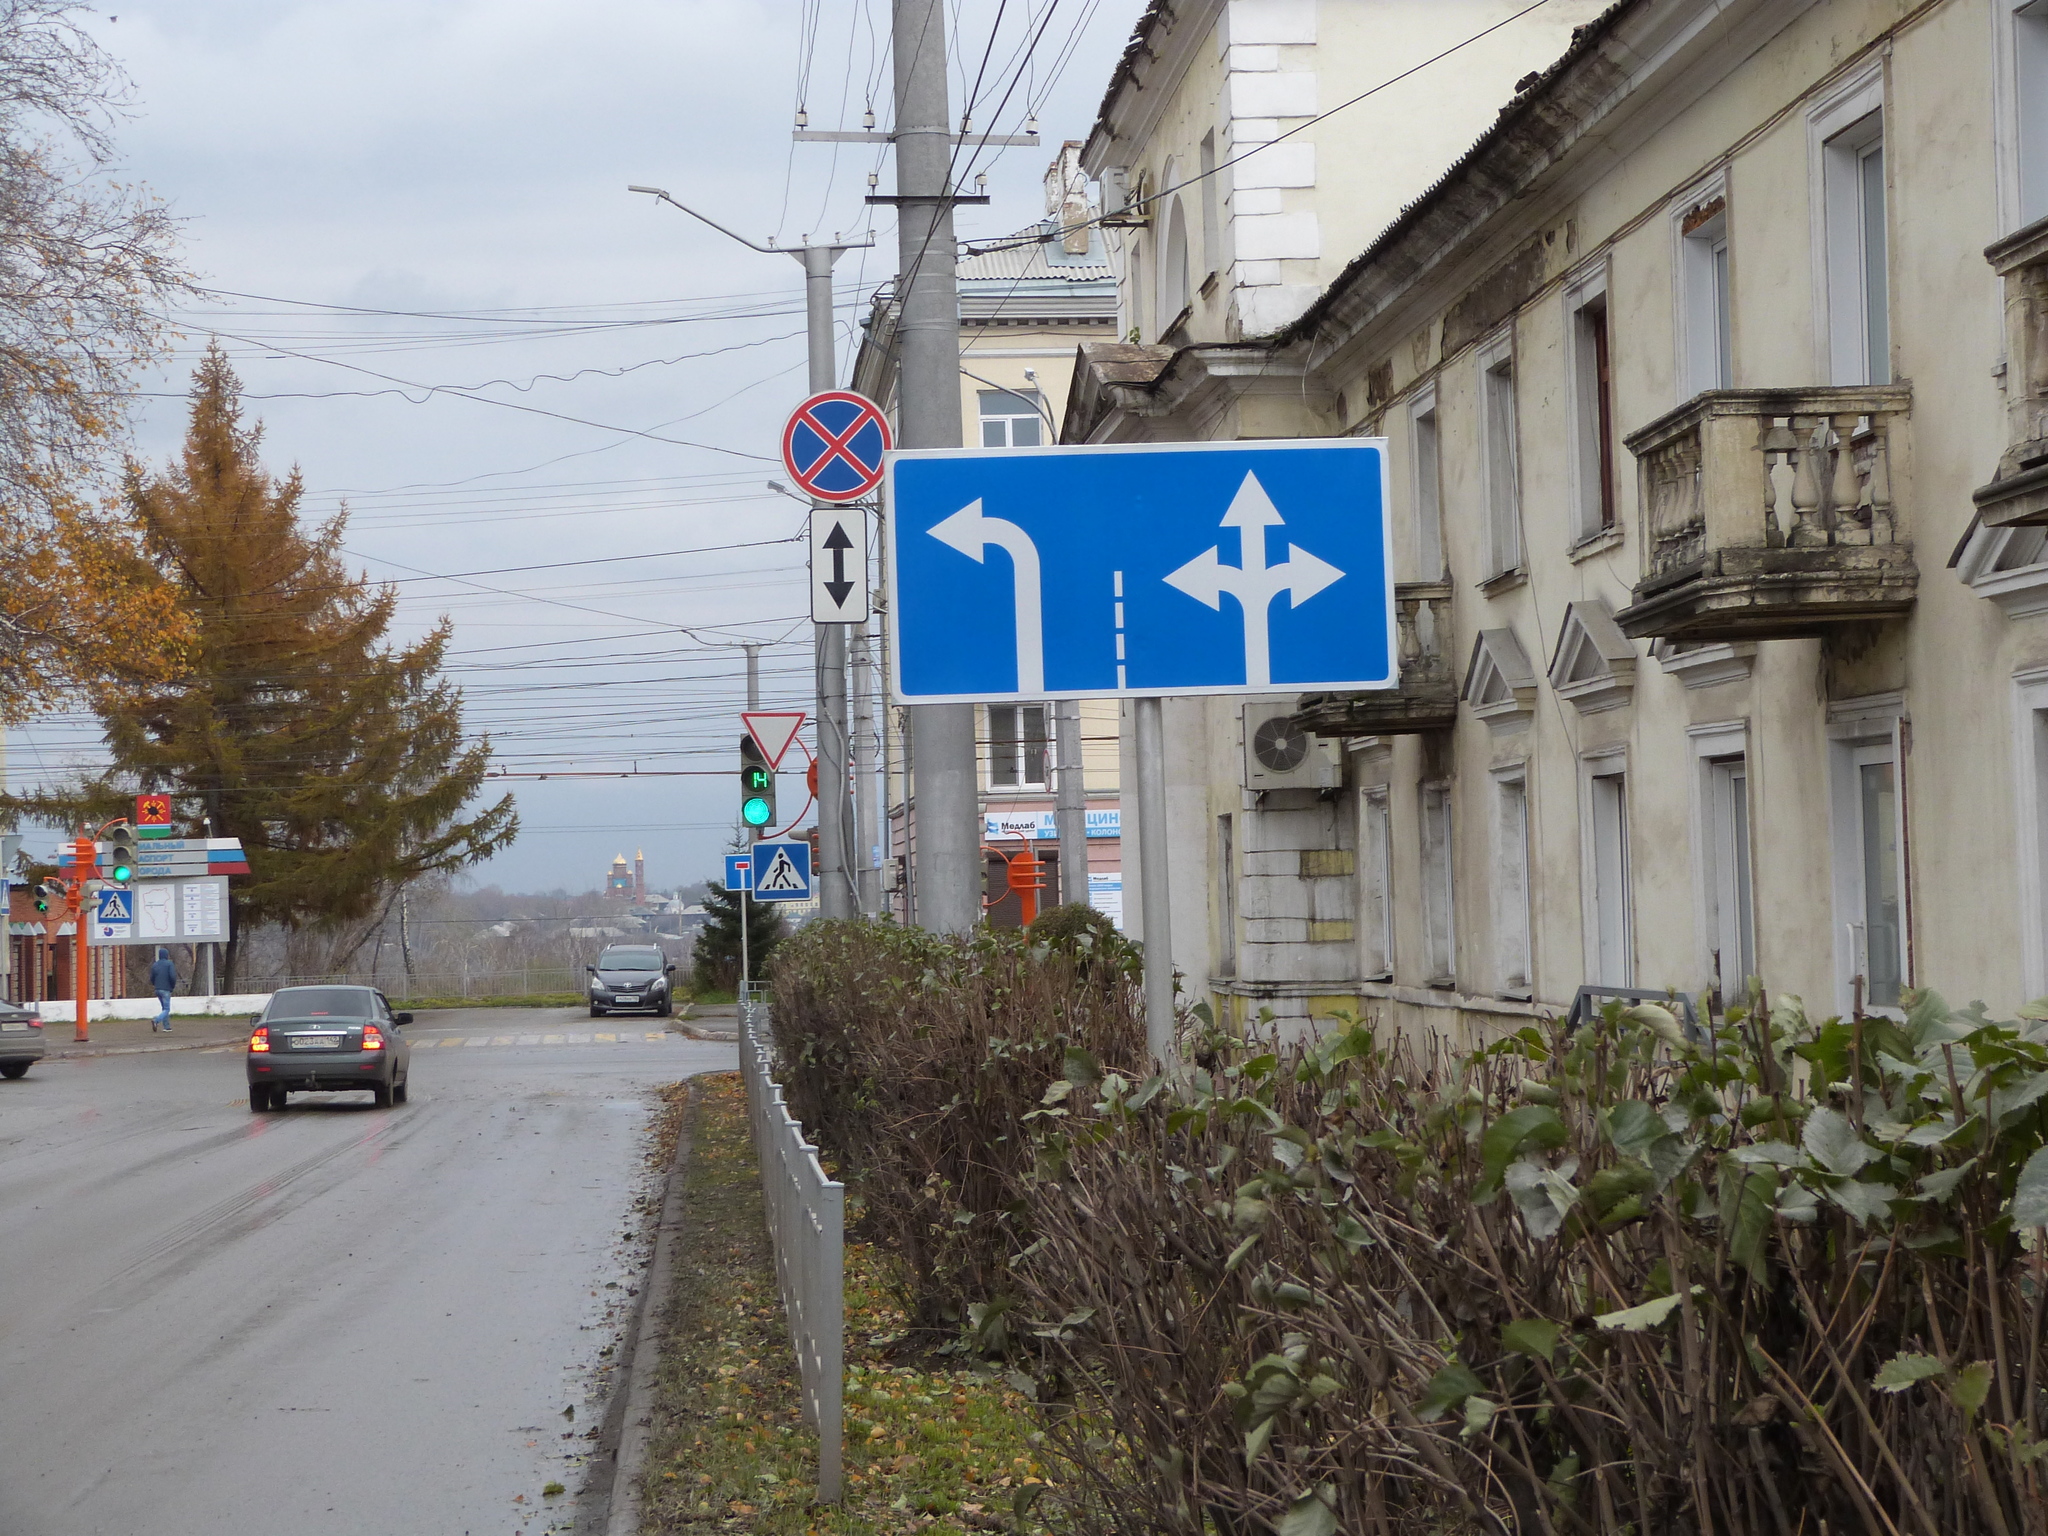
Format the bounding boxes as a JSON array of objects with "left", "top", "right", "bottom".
[
  {"left": 0, "top": 0, "right": 193, "bottom": 717},
  {"left": 10, "top": 347, "right": 519, "bottom": 986}
]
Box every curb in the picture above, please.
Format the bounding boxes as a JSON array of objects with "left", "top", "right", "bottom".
[
  {"left": 583, "top": 1077, "right": 700, "bottom": 1536},
  {"left": 48, "top": 1034, "right": 245, "bottom": 1060}
]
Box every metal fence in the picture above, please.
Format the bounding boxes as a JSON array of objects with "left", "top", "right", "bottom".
[
  {"left": 738, "top": 1001, "right": 844, "bottom": 1502},
  {"left": 234, "top": 967, "right": 589, "bottom": 1001}
]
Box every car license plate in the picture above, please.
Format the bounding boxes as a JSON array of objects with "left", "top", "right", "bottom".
[
  {"left": 0, "top": 1019, "right": 27, "bottom": 1031},
  {"left": 288, "top": 1036, "right": 343, "bottom": 1050},
  {"left": 615, "top": 995, "right": 639, "bottom": 1004}
]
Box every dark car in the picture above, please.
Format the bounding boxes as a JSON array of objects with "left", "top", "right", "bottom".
[
  {"left": 0, "top": 1002, "right": 45, "bottom": 1079},
  {"left": 586, "top": 945, "right": 676, "bottom": 1017},
  {"left": 247, "top": 985, "right": 412, "bottom": 1112}
]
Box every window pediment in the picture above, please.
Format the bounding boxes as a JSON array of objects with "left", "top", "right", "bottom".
[
  {"left": 1463, "top": 627, "right": 1538, "bottom": 731},
  {"left": 1547, "top": 599, "right": 1638, "bottom": 713}
]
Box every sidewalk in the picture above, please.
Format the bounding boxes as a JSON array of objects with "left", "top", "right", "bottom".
[
  {"left": 43, "top": 1011, "right": 254, "bottom": 1060},
  {"left": 675, "top": 1003, "right": 738, "bottom": 1042}
]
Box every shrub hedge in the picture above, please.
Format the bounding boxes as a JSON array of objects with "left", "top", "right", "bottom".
[
  {"left": 765, "top": 911, "right": 1147, "bottom": 1335},
  {"left": 764, "top": 915, "right": 2048, "bottom": 1536}
]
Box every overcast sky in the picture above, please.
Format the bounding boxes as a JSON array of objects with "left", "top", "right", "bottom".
[{"left": 6, "top": 0, "right": 1144, "bottom": 895}]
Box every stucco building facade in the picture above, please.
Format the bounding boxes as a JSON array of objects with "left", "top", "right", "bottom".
[{"left": 1067, "top": 0, "right": 2048, "bottom": 1037}]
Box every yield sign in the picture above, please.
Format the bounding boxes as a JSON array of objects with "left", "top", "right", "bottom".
[
  {"left": 741, "top": 710, "right": 806, "bottom": 770},
  {"left": 782, "top": 390, "right": 889, "bottom": 502}
]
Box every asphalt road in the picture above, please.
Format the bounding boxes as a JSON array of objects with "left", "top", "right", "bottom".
[{"left": 0, "top": 1006, "right": 735, "bottom": 1536}]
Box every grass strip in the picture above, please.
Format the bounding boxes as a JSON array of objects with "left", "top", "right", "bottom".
[{"left": 638, "top": 1074, "right": 1068, "bottom": 1534}]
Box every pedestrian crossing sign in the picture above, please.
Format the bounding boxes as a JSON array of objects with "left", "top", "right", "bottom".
[{"left": 749, "top": 838, "right": 811, "bottom": 902}]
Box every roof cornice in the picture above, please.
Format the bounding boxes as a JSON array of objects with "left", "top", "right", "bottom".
[{"left": 1080, "top": 0, "right": 1224, "bottom": 177}]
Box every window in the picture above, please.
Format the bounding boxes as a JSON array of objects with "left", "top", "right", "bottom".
[
  {"left": 2013, "top": 670, "right": 2048, "bottom": 998},
  {"left": 987, "top": 703, "right": 1048, "bottom": 788},
  {"left": 1199, "top": 131, "right": 1221, "bottom": 279},
  {"left": 1408, "top": 390, "right": 1445, "bottom": 580},
  {"left": 1827, "top": 699, "right": 1908, "bottom": 1014},
  {"left": 1701, "top": 752, "right": 1756, "bottom": 998},
  {"left": 978, "top": 390, "right": 1044, "bottom": 448},
  {"left": 1815, "top": 82, "right": 1889, "bottom": 385},
  {"left": 1159, "top": 195, "right": 1192, "bottom": 335},
  {"left": 1855, "top": 751, "right": 1903, "bottom": 1007},
  {"left": 1421, "top": 781, "right": 1456, "bottom": 987},
  {"left": 1584, "top": 762, "right": 1633, "bottom": 986},
  {"left": 1217, "top": 813, "right": 1237, "bottom": 977},
  {"left": 1493, "top": 771, "right": 1533, "bottom": 999},
  {"left": 1359, "top": 789, "right": 1392, "bottom": 981},
  {"left": 1479, "top": 336, "right": 1522, "bottom": 577},
  {"left": 2013, "top": 2, "right": 2048, "bottom": 225},
  {"left": 1678, "top": 194, "right": 1732, "bottom": 396},
  {"left": 1567, "top": 279, "right": 1617, "bottom": 540}
]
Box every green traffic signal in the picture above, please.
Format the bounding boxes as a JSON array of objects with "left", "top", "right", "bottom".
[
  {"left": 106, "top": 825, "right": 140, "bottom": 885},
  {"left": 739, "top": 736, "right": 776, "bottom": 834}
]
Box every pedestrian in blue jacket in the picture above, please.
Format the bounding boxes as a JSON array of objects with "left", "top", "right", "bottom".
[{"left": 148, "top": 948, "right": 176, "bottom": 1033}]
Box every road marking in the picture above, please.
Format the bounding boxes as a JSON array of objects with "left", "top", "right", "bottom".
[{"left": 595, "top": 1032, "right": 616, "bottom": 1042}]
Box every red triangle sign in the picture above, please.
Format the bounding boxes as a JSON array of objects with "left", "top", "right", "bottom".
[{"left": 742, "top": 711, "right": 807, "bottom": 770}]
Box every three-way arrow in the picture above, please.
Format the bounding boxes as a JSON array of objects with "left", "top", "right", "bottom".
[{"left": 1163, "top": 472, "right": 1344, "bottom": 687}]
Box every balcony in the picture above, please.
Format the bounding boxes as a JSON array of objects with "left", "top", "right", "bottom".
[
  {"left": 1293, "top": 581, "right": 1458, "bottom": 737},
  {"left": 1974, "top": 217, "right": 2048, "bottom": 528},
  {"left": 1613, "top": 386, "right": 1916, "bottom": 643}
]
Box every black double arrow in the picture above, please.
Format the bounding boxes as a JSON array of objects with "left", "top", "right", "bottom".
[{"left": 821, "top": 520, "right": 855, "bottom": 608}]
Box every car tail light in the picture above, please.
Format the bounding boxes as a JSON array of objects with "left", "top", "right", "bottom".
[
  {"left": 249, "top": 1026, "right": 269, "bottom": 1053},
  {"left": 361, "top": 1025, "right": 384, "bottom": 1052}
]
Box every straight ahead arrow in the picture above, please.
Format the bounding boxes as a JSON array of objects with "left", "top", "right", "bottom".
[{"left": 822, "top": 520, "right": 854, "bottom": 607}]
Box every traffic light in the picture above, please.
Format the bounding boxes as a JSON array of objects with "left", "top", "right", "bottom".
[
  {"left": 106, "top": 824, "right": 139, "bottom": 884},
  {"left": 739, "top": 735, "right": 775, "bottom": 835},
  {"left": 33, "top": 880, "right": 57, "bottom": 913}
]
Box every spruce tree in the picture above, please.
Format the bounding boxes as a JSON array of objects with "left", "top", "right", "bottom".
[
  {"left": 691, "top": 880, "right": 786, "bottom": 995},
  {"left": 11, "top": 347, "right": 517, "bottom": 986}
]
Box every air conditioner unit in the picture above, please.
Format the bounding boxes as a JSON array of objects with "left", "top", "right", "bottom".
[{"left": 1241, "top": 704, "right": 1341, "bottom": 791}]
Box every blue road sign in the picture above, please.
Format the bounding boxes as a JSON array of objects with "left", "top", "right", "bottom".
[
  {"left": 724, "top": 853, "right": 754, "bottom": 893},
  {"left": 886, "top": 439, "right": 1392, "bottom": 702},
  {"left": 94, "top": 888, "right": 135, "bottom": 942},
  {"left": 749, "top": 838, "right": 812, "bottom": 902}
]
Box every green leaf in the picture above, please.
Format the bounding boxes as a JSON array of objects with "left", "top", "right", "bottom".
[
  {"left": 1803, "top": 1106, "right": 1873, "bottom": 1177},
  {"left": 1040, "top": 1079, "right": 1074, "bottom": 1105},
  {"left": 1224, "top": 1234, "right": 1259, "bottom": 1272},
  {"left": 1583, "top": 1161, "right": 1657, "bottom": 1215},
  {"left": 1824, "top": 1178, "right": 1895, "bottom": 1227},
  {"left": 1952, "top": 1361, "right": 1994, "bottom": 1415},
  {"left": 1461, "top": 1395, "right": 1497, "bottom": 1440},
  {"left": 1415, "top": 1362, "right": 1484, "bottom": 1422},
  {"left": 1243, "top": 1414, "right": 1276, "bottom": 1464},
  {"left": 1987, "top": 1070, "right": 2048, "bottom": 1129},
  {"left": 1873, "top": 1352, "right": 1945, "bottom": 1392},
  {"left": 1913, "top": 1160, "right": 1977, "bottom": 1204},
  {"left": 1061, "top": 1047, "right": 1100, "bottom": 1089},
  {"left": 2014, "top": 1146, "right": 2048, "bottom": 1229},
  {"left": 1503, "top": 1158, "right": 1577, "bottom": 1240},
  {"left": 1731, "top": 1140, "right": 1804, "bottom": 1167},
  {"left": 1592, "top": 1290, "right": 1689, "bottom": 1332},
  {"left": 1501, "top": 1318, "right": 1562, "bottom": 1363},
  {"left": 1479, "top": 1106, "right": 1567, "bottom": 1194},
  {"left": 1604, "top": 1100, "right": 1663, "bottom": 1156},
  {"left": 1276, "top": 1489, "right": 1338, "bottom": 1536},
  {"left": 1622, "top": 1002, "right": 1689, "bottom": 1049},
  {"left": 1718, "top": 1163, "right": 1777, "bottom": 1282},
  {"left": 1645, "top": 1133, "right": 1696, "bottom": 1190}
]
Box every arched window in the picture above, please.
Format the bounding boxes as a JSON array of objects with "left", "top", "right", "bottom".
[{"left": 1158, "top": 194, "right": 1191, "bottom": 336}]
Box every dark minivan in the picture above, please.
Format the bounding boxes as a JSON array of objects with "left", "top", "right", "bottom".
[
  {"left": 587, "top": 945, "right": 676, "bottom": 1017},
  {"left": 247, "top": 985, "right": 412, "bottom": 1111}
]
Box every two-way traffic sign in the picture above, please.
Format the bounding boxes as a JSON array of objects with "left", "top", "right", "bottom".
[
  {"left": 886, "top": 439, "right": 1393, "bottom": 702},
  {"left": 810, "top": 509, "right": 870, "bottom": 622},
  {"left": 749, "top": 838, "right": 812, "bottom": 902}
]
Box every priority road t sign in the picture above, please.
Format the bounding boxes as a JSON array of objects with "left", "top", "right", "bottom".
[
  {"left": 749, "top": 838, "right": 812, "bottom": 902},
  {"left": 783, "top": 390, "right": 890, "bottom": 503},
  {"left": 886, "top": 439, "right": 1393, "bottom": 702}
]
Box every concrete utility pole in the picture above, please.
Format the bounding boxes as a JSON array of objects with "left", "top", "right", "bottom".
[
  {"left": 627, "top": 186, "right": 865, "bottom": 921},
  {"left": 1133, "top": 698, "right": 1174, "bottom": 1064},
  {"left": 888, "top": 0, "right": 980, "bottom": 934},
  {"left": 1053, "top": 700, "right": 1087, "bottom": 910},
  {"left": 851, "top": 625, "right": 880, "bottom": 912}
]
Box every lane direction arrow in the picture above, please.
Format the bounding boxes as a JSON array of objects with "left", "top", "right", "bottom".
[
  {"left": 927, "top": 499, "right": 1044, "bottom": 693},
  {"left": 809, "top": 509, "right": 870, "bottom": 622},
  {"left": 1162, "top": 473, "right": 1344, "bottom": 687}
]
